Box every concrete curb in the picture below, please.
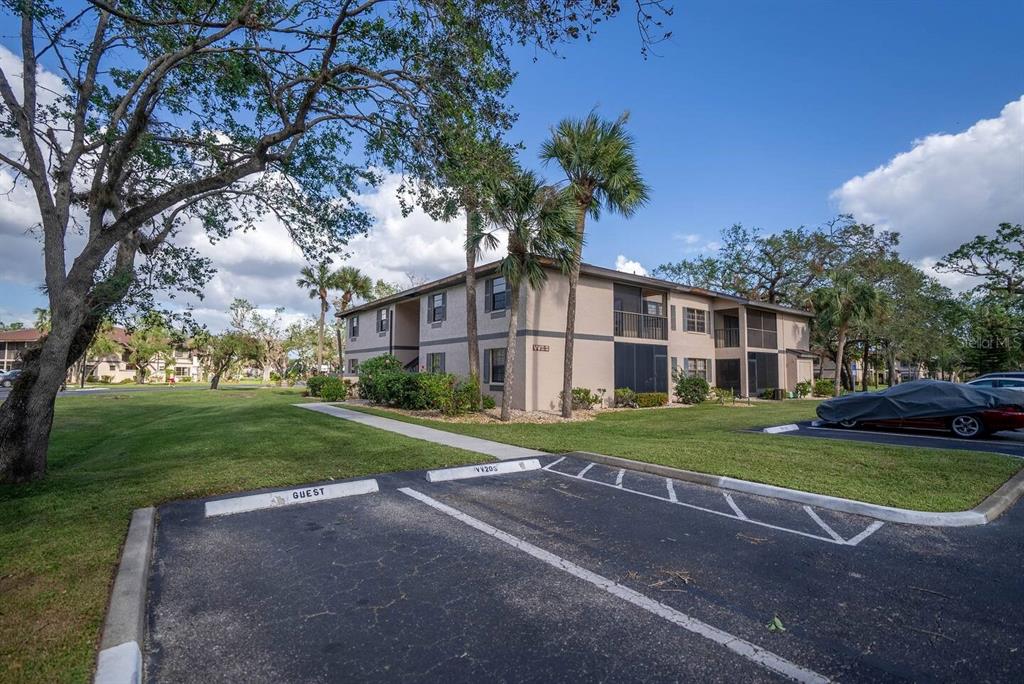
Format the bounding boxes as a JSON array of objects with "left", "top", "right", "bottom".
[
  {"left": 564, "top": 451, "right": 1024, "bottom": 527},
  {"left": 95, "top": 507, "right": 155, "bottom": 684}
]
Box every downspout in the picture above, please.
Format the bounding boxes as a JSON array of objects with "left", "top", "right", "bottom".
[{"left": 389, "top": 307, "right": 394, "bottom": 356}]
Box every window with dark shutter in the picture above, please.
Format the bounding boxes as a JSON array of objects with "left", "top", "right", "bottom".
[
  {"left": 685, "top": 308, "right": 707, "bottom": 333},
  {"left": 489, "top": 348, "right": 506, "bottom": 384},
  {"left": 482, "top": 348, "right": 491, "bottom": 383},
  {"left": 349, "top": 315, "right": 359, "bottom": 338},
  {"left": 377, "top": 308, "right": 389, "bottom": 333},
  {"left": 429, "top": 292, "right": 446, "bottom": 322}
]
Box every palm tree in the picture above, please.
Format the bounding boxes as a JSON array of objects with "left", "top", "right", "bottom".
[
  {"left": 481, "top": 169, "right": 580, "bottom": 421},
  {"left": 32, "top": 307, "right": 50, "bottom": 334},
  {"left": 334, "top": 266, "right": 374, "bottom": 313},
  {"left": 333, "top": 266, "right": 374, "bottom": 368},
  {"left": 296, "top": 261, "right": 337, "bottom": 371},
  {"left": 541, "top": 112, "right": 649, "bottom": 417},
  {"left": 812, "top": 273, "right": 880, "bottom": 397}
]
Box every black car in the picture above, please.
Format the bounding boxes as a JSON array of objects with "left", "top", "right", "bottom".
[{"left": 0, "top": 369, "right": 22, "bottom": 387}]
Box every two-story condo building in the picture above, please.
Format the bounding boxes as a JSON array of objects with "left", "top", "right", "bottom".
[{"left": 339, "top": 261, "right": 815, "bottom": 411}]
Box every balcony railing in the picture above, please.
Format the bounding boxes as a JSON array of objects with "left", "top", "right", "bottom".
[
  {"left": 714, "top": 328, "right": 740, "bottom": 348},
  {"left": 614, "top": 310, "right": 667, "bottom": 340}
]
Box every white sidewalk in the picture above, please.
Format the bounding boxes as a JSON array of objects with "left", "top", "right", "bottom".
[{"left": 295, "top": 403, "right": 547, "bottom": 461}]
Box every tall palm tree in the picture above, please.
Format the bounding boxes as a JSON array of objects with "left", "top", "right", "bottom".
[
  {"left": 541, "top": 112, "right": 649, "bottom": 417},
  {"left": 812, "top": 273, "right": 880, "bottom": 397},
  {"left": 296, "top": 261, "right": 337, "bottom": 371},
  {"left": 481, "top": 169, "right": 580, "bottom": 421},
  {"left": 333, "top": 266, "right": 374, "bottom": 368}
]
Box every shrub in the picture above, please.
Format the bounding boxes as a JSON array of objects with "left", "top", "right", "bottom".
[
  {"left": 614, "top": 388, "right": 638, "bottom": 408},
  {"left": 635, "top": 392, "right": 668, "bottom": 408},
  {"left": 813, "top": 379, "right": 835, "bottom": 397},
  {"left": 453, "top": 378, "right": 481, "bottom": 414},
  {"left": 99, "top": 375, "right": 112, "bottom": 384},
  {"left": 674, "top": 374, "right": 710, "bottom": 405},
  {"left": 715, "top": 387, "right": 735, "bottom": 404},
  {"left": 481, "top": 394, "right": 496, "bottom": 410},
  {"left": 563, "top": 387, "right": 601, "bottom": 410},
  {"left": 320, "top": 376, "right": 348, "bottom": 402},
  {"left": 760, "top": 388, "right": 778, "bottom": 400},
  {"left": 795, "top": 381, "right": 812, "bottom": 397},
  {"left": 306, "top": 375, "right": 328, "bottom": 398},
  {"left": 178, "top": 377, "right": 192, "bottom": 383},
  {"left": 358, "top": 354, "right": 403, "bottom": 403},
  {"left": 270, "top": 371, "right": 282, "bottom": 382}
]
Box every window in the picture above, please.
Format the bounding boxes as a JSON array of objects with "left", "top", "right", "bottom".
[
  {"left": 684, "top": 308, "right": 708, "bottom": 333},
  {"left": 349, "top": 358, "right": 359, "bottom": 373},
  {"left": 175, "top": 366, "right": 189, "bottom": 377},
  {"left": 108, "top": 363, "right": 117, "bottom": 371},
  {"left": 746, "top": 309, "right": 778, "bottom": 349},
  {"left": 426, "top": 352, "right": 446, "bottom": 373},
  {"left": 997, "top": 379, "right": 1024, "bottom": 389},
  {"left": 376, "top": 308, "right": 389, "bottom": 333},
  {"left": 683, "top": 358, "right": 709, "bottom": 381},
  {"left": 484, "top": 348, "right": 506, "bottom": 385},
  {"left": 486, "top": 276, "right": 507, "bottom": 312},
  {"left": 428, "top": 292, "right": 447, "bottom": 322},
  {"left": 644, "top": 300, "right": 664, "bottom": 317},
  {"left": 614, "top": 342, "right": 668, "bottom": 393},
  {"left": 349, "top": 315, "right": 359, "bottom": 338},
  {"left": 969, "top": 379, "right": 995, "bottom": 387}
]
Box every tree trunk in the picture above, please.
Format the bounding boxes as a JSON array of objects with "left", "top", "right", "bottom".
[
  {"left": 262, "top": 364, "right": 272, "bottom": 383},
  {"left": 210, "top": 372, "right": 221, "bottom": 390},
  {"left": 833, "top": 328, "right": 847, "bottom": 397},
  {"left": 500, "top": 283, "right": 520, "bottom": 422},
  {"left": 560, "top": 210, "right": 587, "bottom": 417},
  {"left": 0, "top": 315, "right": 99, "bottom": 482},
  {"left": 465, "top": 210, "right": 481, "bottom": 409},
  {"left": 861, "top": 339, "right": 870, "bottom": 392},
  {"left": 886, "top": 346, "right": 898, "bottom": 386},
  {"left": 316, "top": 298, "right": 326, "bottom": 371}
]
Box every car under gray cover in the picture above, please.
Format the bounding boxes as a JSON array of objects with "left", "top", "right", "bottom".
[{"left": 816, "top": 379, "right": 1024, "bottom": 424}]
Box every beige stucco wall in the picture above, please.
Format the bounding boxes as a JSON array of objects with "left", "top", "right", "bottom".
[{"left": 667, "top": 293, "right": 715, "bottom": 389}]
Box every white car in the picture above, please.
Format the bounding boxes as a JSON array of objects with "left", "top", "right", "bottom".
[{"left": 966, "top": 377, "right": 1024, "bottom": 391}]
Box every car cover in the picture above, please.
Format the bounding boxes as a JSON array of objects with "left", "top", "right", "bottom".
[{"left": 816, "top": 379, "right": 1024, "bottom": 424}]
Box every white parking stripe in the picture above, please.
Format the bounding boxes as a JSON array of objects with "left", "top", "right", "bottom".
[
  {"left": 724, "top": 493, "right": 747, "bottom": 520},
  {"left": 546, "top": 466, "right": 850, "bottom": 546},
  {"left": 544, "top": 456, "right": 566, "bottom": 470},
  {"left": 846, "top": 520, "right": 885, "bottom": 546},
  {"left": 803, "top": 506, "right": 845, "bottom": 543},
  {"left": 577, "top": 463, "right": 595, "bottom": 478},
  {"left": 615, "top": 469, "right": 625, "bottom": 487},
  {"left": 400, "top": 487, "right": 830, "bottom": 684}
]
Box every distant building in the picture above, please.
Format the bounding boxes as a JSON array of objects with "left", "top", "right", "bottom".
[{"left": 0, "top": 328, "right": 203, "bottom": 383}]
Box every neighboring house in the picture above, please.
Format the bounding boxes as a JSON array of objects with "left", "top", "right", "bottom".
[
  {"left": 0, "top": 328, "right": 204, "bottom": 383},
  {"left": 339, "top": 261, "right": 815, "bottom": 411},
  {"left": 815, "top": 357, "right": 938, "bottom": 386}
]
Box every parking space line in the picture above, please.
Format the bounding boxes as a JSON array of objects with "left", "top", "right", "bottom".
[
  {"left": 724, "top": 493, "right": 747, "bottom": 520},
  {"left": 399, "top": 487, "right": 830, "bottom": 684},
  {"left": 542, "top": 460, "right": 879, "bottom": 547},
  {"left": 846, "top": 520, "right": 885, "bottom": 546},
  {"left": 545, "top": 456, "right": 566, "bottom": 470},
  {"left": 615, "top": 469, "right": 625, "bottom": 487},
  {"left": 577, "top": 463, "right": 595, "bottom": 478},
  {"left": 803, "top": 506, "right": 845, "bottom": 543}
]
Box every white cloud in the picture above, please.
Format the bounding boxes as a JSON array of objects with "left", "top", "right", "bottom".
[
  {"left": 674, "top": 232, "right": 701, "bottom": 245},
  {"left": 833, "top": 96, "right": 1024, "bottom": 276},
  {"left": 614, "top": 254, "right": 648, "bottom": 276}
]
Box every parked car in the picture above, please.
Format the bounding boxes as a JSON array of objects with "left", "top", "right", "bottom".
[
  {"left": 0, "top": 369, "right": 22, "bottom": 387},
  {"left": 817, "top": 379, "right": 1024, "bottom": 438},
  {"left": 966, "top": 376, "right": 1024, "bottom": 391}
]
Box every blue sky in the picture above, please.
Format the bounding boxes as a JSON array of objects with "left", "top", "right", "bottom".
[
  {"left": 503, "top": 0, "right": 1024, "bottom": 274},
  {"left": 1, "top": 0, "right": 1022, "bottom": 328}
]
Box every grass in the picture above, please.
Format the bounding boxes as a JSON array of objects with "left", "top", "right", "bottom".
[
  {"left": 0, "top": 388, "right": 481, "bottom": 683},
  {"left": 344, "top": 402, "right": 1022, "bottom": 512}
]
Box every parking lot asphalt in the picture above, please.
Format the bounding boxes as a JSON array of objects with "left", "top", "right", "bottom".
[
  {"left": 769, "top": 422, "right": 1024, "bottom": 458},
  {"left": 146, "top": 455, "right": 1024, "bottom": 683}
]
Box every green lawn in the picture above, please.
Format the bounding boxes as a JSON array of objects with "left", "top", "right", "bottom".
[
  {"left": 0, "top": 388, "right": 481, "bottom": 683},
  {"left": 345, "top": 402, "right": 1022, "bottom": 512}
]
